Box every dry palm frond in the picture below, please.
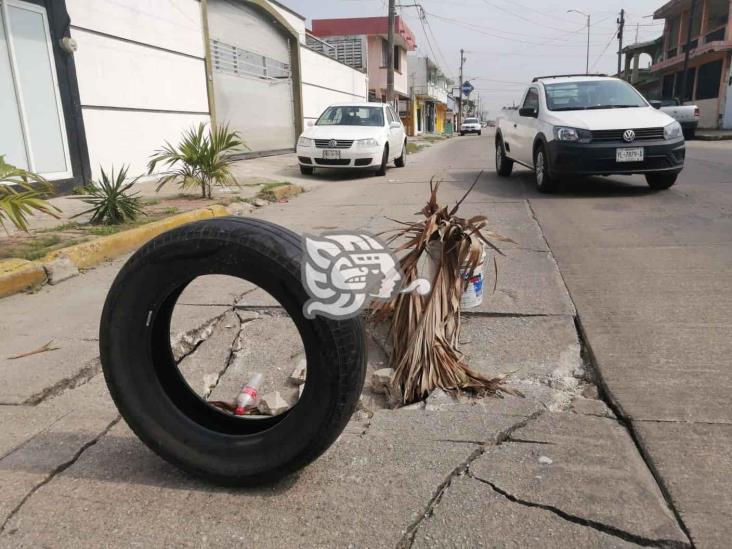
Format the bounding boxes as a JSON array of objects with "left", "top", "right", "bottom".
[{"left": 371, "top": 173, "right": 517, "bottom": 404}]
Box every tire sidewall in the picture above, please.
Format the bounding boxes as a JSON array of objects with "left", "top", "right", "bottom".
[{"left": 100, "top": 218, "right": 365, "bottom": 483}]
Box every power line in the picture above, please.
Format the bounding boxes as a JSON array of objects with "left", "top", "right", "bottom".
[
  {"left": 590, "top": 30, "right": 619, "bottom": 71},
  {"left": 425, "top": 12, "right": 609, "bottom": 47}
]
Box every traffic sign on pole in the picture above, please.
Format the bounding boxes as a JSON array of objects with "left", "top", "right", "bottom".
[{"left": 461, "top": 81, "right": 474, "bottom": 97}]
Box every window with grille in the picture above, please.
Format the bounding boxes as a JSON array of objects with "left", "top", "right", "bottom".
[{"left": 210, "top": 39, "right": 290, "bottom": 80}]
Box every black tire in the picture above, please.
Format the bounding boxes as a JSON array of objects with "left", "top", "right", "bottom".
[
  {"left": 395, "top": 140, "right": 407, "bottom": 167},
  {"left": 99, "top": 217, "right": 366, "bottom": 486},
  {"left": 460, "top": 132, "right": 465, "bottom": 136},
  {"left": 683, "top": 129, "right": 695, "bottom": 140},
  {"left": 534, "top": 144, "right": 558, "bottom": 193},
  {"left": 478, "top": 131, "right": 482, "bottom": 136},
  {"left": 375, "top": 145, "right": 388, "bottom": 176},
  {"left": 495, "top": 138, "right": 513, "bottom": 177},
  {"left": 299, "top": 165, "right": 314, "bottom": 175},
  {"left": 645, "top": 172, "right": 678, "bottom": 190}
]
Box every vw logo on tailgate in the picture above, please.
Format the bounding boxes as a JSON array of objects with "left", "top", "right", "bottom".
[{"left": 623, "top": 130, "right": 636, "bottom": 143}]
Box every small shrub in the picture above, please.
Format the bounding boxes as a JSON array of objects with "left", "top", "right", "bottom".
[
  {"left": 0, "top": 155, "right": 60, "bottom": 232},
  {"left": 72, "top": 166, "right": 143, "bottom": 225},
  {"left": 147, "top": 123, "right": 245, "bottom": 199}
]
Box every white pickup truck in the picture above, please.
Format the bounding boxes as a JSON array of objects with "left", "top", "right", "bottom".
[
  {"left": 495, "top": 75, "right": 686, "bottom": 192},
  {"left": 651, "top": 98, "right": 700, "bottom": 139}
]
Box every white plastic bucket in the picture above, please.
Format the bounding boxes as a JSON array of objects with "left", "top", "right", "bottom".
[{"left": 460, "top": 245, "right": 486, "bottom": 309}]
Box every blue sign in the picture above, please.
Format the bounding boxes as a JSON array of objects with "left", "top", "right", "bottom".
[{"left": 462, "top": 81, "right": 474, "bottom": 96}]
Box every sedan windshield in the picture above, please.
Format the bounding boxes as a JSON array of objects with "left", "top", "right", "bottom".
[
  {"left": 545, "top": 80, "right": 647, "bottom": 111},
  {"left": 464, "top": 118, "right": 479, "bottom": 124},
  {"left": 316, "top": 106, "right": 384, "bottom": 127}
]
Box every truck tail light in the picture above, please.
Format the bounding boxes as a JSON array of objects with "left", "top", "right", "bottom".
[{"left": 694, "top": 107, "right": 700, "bottom": 118}]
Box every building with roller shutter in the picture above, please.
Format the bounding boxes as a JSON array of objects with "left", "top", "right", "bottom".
[{"left": 0, "top": 0, "right": 367, "bottom": 193}]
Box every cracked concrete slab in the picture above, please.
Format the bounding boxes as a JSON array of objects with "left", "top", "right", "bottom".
[
  {"left": 0, "top": 375, "right": 118, "bottom": 531},
  {"left": 208, "top": 315, "right": 305, "bottom": 406},
  {"left": 411, "top": 476, "right": 641, "bottom": 548},
  {"left": 178, "top": 311, "right": 241, "bottom": 399},
  {"left": 0, "top": 390, "right": 543, "bottom": 547},
  {"left": 0, "top": 420, "right": 475, "bottom": 548},
  {"left": 175, "top": 274, "right": 255, "bottom": 306},
  {"left": 633, "top": 421, "right": 732, "bottom": 549},
  {"left": 459, "top": 315, "right": 582, "bottom": 382},
  {"left": 0, "top": 257, "right": 126, "bottom": 404},
  {"left": 470, "top": 413, "right": 689, "bottom": 546}
]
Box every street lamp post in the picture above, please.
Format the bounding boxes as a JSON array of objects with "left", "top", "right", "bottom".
[{"left": 568, "top": 9, "right": 591, "bottom": 74}]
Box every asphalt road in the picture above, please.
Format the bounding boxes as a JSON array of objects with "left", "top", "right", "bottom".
[{"left": 459, "top": 131, "right": 731, "bottom": 548}]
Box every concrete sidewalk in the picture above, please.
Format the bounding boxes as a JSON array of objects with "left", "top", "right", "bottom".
[{"left": 0, "top": 139, "right": 690, "bottom": 547}]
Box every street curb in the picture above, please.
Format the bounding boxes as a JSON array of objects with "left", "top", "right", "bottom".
[
  {"left": 0, "top": 205, "right": 229, "bottom": 299},
  {"left": 0, "top": 259, "right": 47, "bottom": 298},
  {"left": 694, "top": 134, "right": 732, "bottom": 141}
]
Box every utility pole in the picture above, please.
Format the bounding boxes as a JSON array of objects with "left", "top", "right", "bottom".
[
  {"left": 678, "top": 0, "right": 697, "bottom": 103},
  {"left": 568, "top": 10, "right": 591, "bottom": 74},
  {"left": 617, "top": 9, "right": 625, "bottom": 78},
  {"left": 386, "top": 0, "right": 396, "bottom": 105},
  {"left": 458, "top": 48, "right": 465, "bottom": 129}
]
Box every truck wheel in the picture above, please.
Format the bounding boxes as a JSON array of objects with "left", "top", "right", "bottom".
[
  {"left": 683, "top": 129, "right": 695, "bottom": 139},
  {"left": 100, "top": 217, "right": 367, "bottom": 486},
  {"left": 534, "top": 144, "right": 558, "bottom": 193},
  {"left": 645, "top": 172, "right": 677, "bottom": 190},
  {"left": 299, "top": 165, "right": 314, "bottom": 175},
  {"left": 495, "top": 139, "right": 513, "bottom": 177},
  {"left": 478, "top": 130, "right": 482, "bottom": 136}
]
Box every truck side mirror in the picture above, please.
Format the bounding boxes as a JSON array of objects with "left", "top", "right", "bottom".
[
  {"left": 650, "top": 100, "right": 662, "bottom": 109},
  {"left": 519, "top": 107, "right": 538, "bottom": 118}
]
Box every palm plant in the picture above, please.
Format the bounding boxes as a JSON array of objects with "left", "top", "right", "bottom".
[
  {"left": 147, "top": 123, "right": 244, "bottom": 199},
  {"left": 0, "top": 155, "right": 60, "bottom": 232},
  {"left": 372, "top": 176, "right": 518, "bottom": 404},
  {"left": 72, "top": 166, "right": 143, "bottom": 225}
]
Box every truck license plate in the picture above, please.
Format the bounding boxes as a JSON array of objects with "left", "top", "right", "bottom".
[
  {"left": 323, "top": 149, "right": 340, "bottom": 159},
  {"left": 616, "top": 147, "right": 644, "bottom": 162}
]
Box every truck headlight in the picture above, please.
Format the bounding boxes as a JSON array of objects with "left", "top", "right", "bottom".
[
  {"left": 298, "top": 136, "right": 313, "bottom": 147},
  {"left": 355, "top": 138, "right": 379, "bottom": 148},
  {"left": 553, "top": 126, "right": 591, "bottom": 143},
  {"left": 664, "top": 121, "right": 683, "bottom": 140}
]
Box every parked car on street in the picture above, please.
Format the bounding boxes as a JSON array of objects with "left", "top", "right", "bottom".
[
  {"left": 495, "top": 75, "right": 685, "bottom": 192},
  {"left": 460, "top": 117, "right": 482, "bottom": 136},
  {"left": 650, "top": 98, "right": 700, "bottom": 139},
  {"left": 296, "top": 103, "right": 407, "bottom": 176}
]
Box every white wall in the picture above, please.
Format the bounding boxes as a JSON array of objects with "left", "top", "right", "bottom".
[
  {"left": 696, "top": 97, "right": 719, "bottom": 128},
  {"left": 267, "top": 1, "right": 306, "bottom": 43},
  {"left": 66, "top": 0, "right": 209, "bottom": 179},
  {"left": 301, "top": 48, "right": 369, "bottom": 121}
]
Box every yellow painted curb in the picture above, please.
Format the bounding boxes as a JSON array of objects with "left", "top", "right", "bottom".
[
  {"left": 42, "top": 205, "right": 230, "bottom": 270},
  {"left": 0, "top": 258, "right": 47, "bottom": 298}
]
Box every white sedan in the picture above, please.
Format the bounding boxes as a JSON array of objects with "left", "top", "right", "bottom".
[
  {"left": 460, "top": 117, "right": 482, "bottom": 136},
  {"left": 296, "top": 102, "right": 407, "bottom": 176}
]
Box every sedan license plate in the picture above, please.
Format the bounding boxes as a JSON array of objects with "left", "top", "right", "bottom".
[
  {"left": 323, "top": 149, "right": 340, "bottom": 159},
  {"left": 616, "top": 147, "right": 644, "bottom": 162}
]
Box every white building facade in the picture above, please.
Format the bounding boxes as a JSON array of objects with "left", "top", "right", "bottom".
[{"left": 0, "top": 0, "right": 367, "bottom": 192}]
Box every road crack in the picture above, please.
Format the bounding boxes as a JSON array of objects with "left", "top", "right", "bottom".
[
  {"left": 0, "top": 416, "right": 121, "bottom": 536},
  {"left": 470, "top": 474, "right": 690, "bottom": 549},
  {"left": 395, "top": 410, "right": 544, "bottom": 549}
]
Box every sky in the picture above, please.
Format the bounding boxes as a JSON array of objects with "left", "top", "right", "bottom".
[{"left": 279, "top": 0, "right": 668, "bottom": 117}]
